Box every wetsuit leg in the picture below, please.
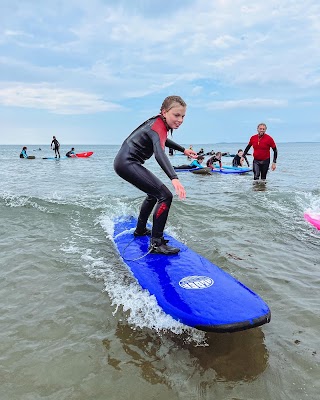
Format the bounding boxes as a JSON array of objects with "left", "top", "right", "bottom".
[
  {"left": 136, "top": 195, "right": 157, "bottom": 232},
  {"left": 114, "top": 159, "right": 173, "bottom": 239},
  {"left": 260, "top": 159, "right": 270, "bottom": 180},
  {"left": 253, "top": 159, "right": 270, "bottom": 180},
  {"left": 253, "top": 159, "right": 261, "bottom": 180}
]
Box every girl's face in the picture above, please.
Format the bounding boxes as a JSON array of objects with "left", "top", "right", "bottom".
[{"left": 162, "top": 104, "right": 186, "bottom": 130}]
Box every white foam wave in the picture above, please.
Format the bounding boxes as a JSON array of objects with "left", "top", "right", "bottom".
[
  {"left": 101, "top": 262, "right": 207, "bottom": 345},
  {"left": 1, "top": 192, "right": 50, "bottom": 212},
  {"left": 60, "top": 244, "right": 81, "bottom": 254},
  {"left": 98, "top": 209, "right": 207, "bottom": 345}
]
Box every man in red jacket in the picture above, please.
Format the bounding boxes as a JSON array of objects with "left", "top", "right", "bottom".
[{"left": 243, "top": 123, "right": 277, "bottom": 180}]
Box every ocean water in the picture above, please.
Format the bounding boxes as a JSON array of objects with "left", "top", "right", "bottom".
[{"left": 0, "top": 143, "right": 319, "bottom": 400}]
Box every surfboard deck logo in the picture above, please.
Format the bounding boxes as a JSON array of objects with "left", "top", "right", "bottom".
[
  {"left": 179, "top": 276, "right": 214, "bottom": 289},
  {"left": 113, "top": 216, "right": 271, "bottom": 333}
]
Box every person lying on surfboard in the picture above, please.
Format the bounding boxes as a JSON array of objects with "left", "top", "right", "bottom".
[
  {"left": 173, "top": 155, "right": 205, "bottom": 170},
  {"left": 189, "top": 155, "right": 205, "bottom": 168},
  {"left": 114, "top": 95, "right": 197, "bottom": 255}
]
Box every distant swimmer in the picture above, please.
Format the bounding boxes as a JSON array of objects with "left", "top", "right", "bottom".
[
  {"left": 232, "top": 149, "right": 250, "bottom": 167},
  {"left": 197, "top": 148, "right": 204, "bottom": 155},
  {"left": 242, "top": 123, "right": 277, "bottom": 180},
  {"left": 20, "top": 146, "right": 28, "bottom": 158},
  {"left": 66, "top": 147, "right": 75, "bottom": 157},
  {"left": 51, "top": 136, "right": 60, "bottom": 158}
]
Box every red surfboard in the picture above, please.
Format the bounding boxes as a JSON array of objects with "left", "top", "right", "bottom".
[{"left": 75, "top": 152, "right": 93, "bottom": 158}]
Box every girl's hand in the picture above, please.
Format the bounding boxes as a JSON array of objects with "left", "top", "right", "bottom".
[
  {"left": 172, "top": 179, "right": 186, "bottom": 200},
  {"left": 184, "top": 149, "right": 197, "bottom": 159}
]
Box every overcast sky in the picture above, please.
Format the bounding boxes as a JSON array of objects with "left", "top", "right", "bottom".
[{"left": 1, "top": 0, "right": 319, "bottom": 145}]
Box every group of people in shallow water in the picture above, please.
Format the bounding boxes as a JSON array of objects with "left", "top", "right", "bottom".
[
  {"left": 174, "top": 148, "right": 250, "bottom": 170},
  {"left": 114, "top": 95, "right": 278, "bottom": 256},
  {"left": 20, "top": 136, "right": 76, "bottom": 159}
]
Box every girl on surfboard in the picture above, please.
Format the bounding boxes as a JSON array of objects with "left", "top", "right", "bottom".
[{"left": 114, "top": 95, "right": 197, "bottom": 255}]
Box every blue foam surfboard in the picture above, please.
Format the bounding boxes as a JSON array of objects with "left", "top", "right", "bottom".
[
  {"left": 113, "top": 216, "right": 271, "bottom": 332},
  {"left": 173, "top": 167, "right": 201, "bottom": 172},
  {"left": 42, "top": 157, "right": 68, "bottom": 160},
  {"left": 174, "top": 166, "right": 251, "bottom": 174},
  {"left": 211, "top": 166, "right": 251, "bottom": 174}
]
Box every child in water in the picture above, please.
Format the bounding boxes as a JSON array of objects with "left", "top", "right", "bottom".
[
  {"left": 114, "top": 95, "right": 197, "bottom": 255},
  {"left": 206, "top": 152, "right": 222, "bottom": 169},
  {"left": 232, "top": 149, "right": 250, "bottom": 167},
  {"left": 189, "top": 155, "right": 205, "bottom": 168},
  {"left": 66, "top": 147, "right": 75, "bottom": 157},
  {"left": 20, "top": 147, "right": 28, "bottom": 158}
]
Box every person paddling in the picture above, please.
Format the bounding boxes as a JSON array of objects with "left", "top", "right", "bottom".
[{"left": 66, "top": 147, "right": 75, "bottom": 157}]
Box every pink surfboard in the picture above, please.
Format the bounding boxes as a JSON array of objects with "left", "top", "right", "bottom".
[{"left": 304, "top": 212, "right": 320, "bottom": 230}]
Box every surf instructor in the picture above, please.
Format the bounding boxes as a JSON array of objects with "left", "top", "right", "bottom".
[
  {"left": 114, "top": 95, "right": 197, "bottom": 255},
  {"left": 242, "top": 123, "right": 277, "bottom": 180}
]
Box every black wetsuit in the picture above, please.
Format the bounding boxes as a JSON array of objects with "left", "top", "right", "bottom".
[
  {"left": 114, "top": 115, "right": 185, "bottom": 239},
  {"left": 51, "top": 138, "right": 60, "bottom": 157},
  {"left": 243, "top": 134, "right": 277, "bottom": 180},
  {"left": 66, "top": 150, "right": 75, "bottom": 157},
  {"left": 206, "top": 156, "right": 221, "bottom": 168},
  {"left": 232, "top": 154, "right": 249, "bottom": 167}
]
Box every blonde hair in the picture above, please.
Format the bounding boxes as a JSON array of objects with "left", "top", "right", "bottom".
[{"left": 160, "top": 95, "right": 186, "bottom": 113}]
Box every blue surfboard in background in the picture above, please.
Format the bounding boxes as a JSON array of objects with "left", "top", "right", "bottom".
[
  {"left": 113, "top": 216, "right": 271, "bottom": 333},
  {"left": 174, "top": 166, "right": 252, "bottom": 174}
]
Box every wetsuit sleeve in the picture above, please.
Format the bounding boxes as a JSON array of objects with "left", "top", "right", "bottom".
[
  {"left": 242, "top": 143, "right": 252, "bottom": 157},
  {"left": 165, "top": 138, "right": 185, "bottom": 153},
  {"left": 150, "top": 131, "right": 179, "bottom": 180},
  {"left": 190, "top": 160, "right": 201, "bottom": 168},
  {"left": 272, "top": 146, "right": 278, "bottom": 163},
  {"left": 243, "top": 154, "right": 250, "bottom": 166}
]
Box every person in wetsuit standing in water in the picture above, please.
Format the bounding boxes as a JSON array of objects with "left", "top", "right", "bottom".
[
  {"left": 242, "top": 123, "right": 277, "bottom": 180},
  {"left": 51, "top": 136, "right": 60, "bottom": 158},
  {"left": 114, "top": 95, "right": 197, "bottom": 255}
]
